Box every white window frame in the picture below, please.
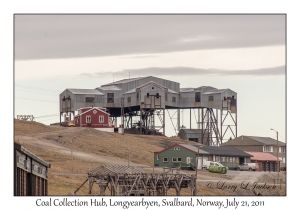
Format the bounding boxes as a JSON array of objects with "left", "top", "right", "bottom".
[
  {"left": 86, "top": 115, "right": 91, "bottom": 123},
  {"left": 99, "top": 115, "right": 104, "bottom": 123},
  {"left": 172, "top": 157, "right": 182, "bottom": 162},
  {"left": 156, "top": 154, "right": 159, "bottom": 160},
  {"left": 174, "top": 147, "right": 180, "bottom": 151},
  {"left": 163, "top": 157, "right": 168, "bottom": 162}
]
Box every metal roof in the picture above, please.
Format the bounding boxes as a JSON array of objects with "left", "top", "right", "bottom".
[
  {"left": 168, "top": 89, "right": 179, "bottom": 94},
  {"left": 102, "top": 77, "right": 146, "bottom": 86},
  {"left": 203, "top": 89, "right": 228, "bottom": 94},
  {"left": 67, "top": 89, "right": 104, "bottom": 95},
  {"left": 98, "top": 85, "right": 122, "bottom": 91},
  {"left": 180, "top": 88, "right": 194, "bottom": 92},
  {"left": 137, "top": 81, "right": 167, "bottom": 90},
  {"left": 179, "top": 144, "right": 209, "bottom": 154},
  {"left": 124, "top": 87, "right": 178, "bottom": 94},
  {"left": 200, "top": 146, "right": 252, "bottom": 157},
  {"left": 124, "top": 88, "right": 136, "bottom": 94},
  {"left": 246, "top": 136, "right": 285, "bottom": 146},
  {"left": 180, "top": 129, "right": 204, "bottom": 134},
  {"left": 244, "top": 151, "right": 279, "bottom": 161}
]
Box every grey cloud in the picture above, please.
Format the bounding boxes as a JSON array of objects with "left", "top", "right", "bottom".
[
  {"left": 81, "top": 65, "right": 285, "bottom": 78},
  {"left": 15, "top": 15, "right": 285, "bottom": 60}
]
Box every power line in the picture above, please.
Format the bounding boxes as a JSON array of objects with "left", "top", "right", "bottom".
[
  {"left": 16, "top": 96, "right": 57, "bottom": 103},
  {"left": 15, "top": 88, "right": 58, "bottom": 96},
  {"left": 278, "top": 132, "right": 285, "bottom": 142},
  {"left": 36, "top": 116, "right": 60, "bottom": 122},
  {"left": 35, "top": 114, "right": 60, "bottom": 119},
  {"left": 15, "top": 84, "right": 61, "bottom": 93}
]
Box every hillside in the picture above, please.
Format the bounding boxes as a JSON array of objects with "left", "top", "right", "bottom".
[
  {"left": 14, "top": 119, "right": 203, "bottom": 195},
  {"left": 14, "top": 118, "right": 63, "bottom": 135},
  {"left": 14, "top": 119, "right": 286, "bottom": 196}
]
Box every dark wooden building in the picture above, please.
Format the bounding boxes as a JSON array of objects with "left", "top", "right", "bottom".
[{"left": 14, "top": 142, "right": 51, "bottom": 196}]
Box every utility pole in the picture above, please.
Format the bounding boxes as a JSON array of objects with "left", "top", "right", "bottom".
[
  {"left": 196, "top": 148, "right": 199, "bottom": 177},
  {"left": 271, "top": 128, "right": 279, "bottom": 179},
  {"left": 71, "top": 136, "right": 77, "bottom": 173},
  {"left": 121, "top": 97, "right": 124, "bottom": 135}
]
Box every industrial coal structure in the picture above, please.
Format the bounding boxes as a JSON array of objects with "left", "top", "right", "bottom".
[{"left": 59, "top": 76, "right": 237, "bottom": 146}]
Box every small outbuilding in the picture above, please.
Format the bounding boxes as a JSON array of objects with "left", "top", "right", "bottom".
[{"left": 178, "top": 129, "right": 208, "bottom": 144}]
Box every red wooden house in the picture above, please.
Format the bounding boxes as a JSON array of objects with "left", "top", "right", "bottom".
[{"left": 74, "top": 107, "right": 113, "bottom": 128}]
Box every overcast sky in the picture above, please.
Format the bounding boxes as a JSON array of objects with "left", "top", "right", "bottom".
[{"left": 14, "top": 14, "right": 286, "bottom": 141}]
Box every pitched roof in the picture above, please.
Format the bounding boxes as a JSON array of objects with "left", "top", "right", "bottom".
[
  {"left": 97, "top": 85, "right": 122, "bottom": 91},
  {"left": 102, "top": 77, "right": 145, "bottom": 86},
  {"left": 200, "top": 146, "right": 252, "bottom": 157},
  {"left": 77, "top": 107, "right": 110, "bottom": 116},
  {"left": 180, "top": 88, "right": 194, "bottom": 93},
  {"left": 154, "top": 143, "right": 208, "bottom": 155},
  {"left": 245, "top": 136, "right": 285, "bottom": 146},
  {"left": 67, "top": 88, "right": 104, "bottom": 95},
  {"left": 137, "top": 81, "right": 167, "bottom": 90},
  {"left": 244, "top": 151, "right": 280, "bottom": 162},
  {"left": 180, "top": 129, "right": 205, "bottom": 134},
  {"left": 179, "top": 144, "right": 209, "bottom": 154}
]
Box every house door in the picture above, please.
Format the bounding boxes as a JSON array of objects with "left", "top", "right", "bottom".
[
  {"left": 186, "top": 157, "right": 191, "bottom": 166},
  {"left": 197, "top": 157, "right": 202, "bottom": 169}
]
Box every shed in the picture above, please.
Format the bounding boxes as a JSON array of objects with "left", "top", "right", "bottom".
[
  {"left": 178, "top": 129, "right": 209, "bottom": 144},
  {"left": 14, "top": 142, "right": 51, "bottom": 196}
]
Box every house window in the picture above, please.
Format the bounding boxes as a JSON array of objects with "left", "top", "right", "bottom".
[
  {"left": 172, "top": 157, "right": 182, "bottom": 162},
  {"left": 99, "top": 115, "right": 104, "bottom": 123},
  {"left": 279, "top": 147, "right": 286, "bottom": 153},
  {"left": 86, "top": 115, "right": 91, "bottom": 123},
  {"left": 174, "top": 147, "right": 180, "bottom": 151},
  {"left": 172, "top": 96, "right": 176, "bottom": 102},
  {"left": 264, "top": 146, "right": 274, "bottom": 152},
  {"left": 279, "top": 157, "right": 286, "bottom": 163},
  {"left": 195, "top": 92, "right": 201, "bottom": 102},
  {"left": 215, "top": 156, "right": 220, "bottom": 162},
  {"left": 156, "top": 154, "right": 159, "bottom": 160},
  {"left": 163, "top": 157, "right": 168, "bottom": 162},
  {"left": 85, "top": 97, "right": 94, "bottom": 103},
  {"left": 127, "top": 97, "right": 131, "bottom": 103},
  {"left": 107, "top": 93, "right": 114, "bottom": 103},
  {"left": 209, "top": 95, "right": 214, "bottom": 101},
  {"left": 221, "top": 156, "right": 226, "bottom": 162}
]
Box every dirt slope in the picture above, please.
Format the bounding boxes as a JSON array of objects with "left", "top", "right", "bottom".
[{"left": 14, "top": 119, "right": 286, "bottom": 196}]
